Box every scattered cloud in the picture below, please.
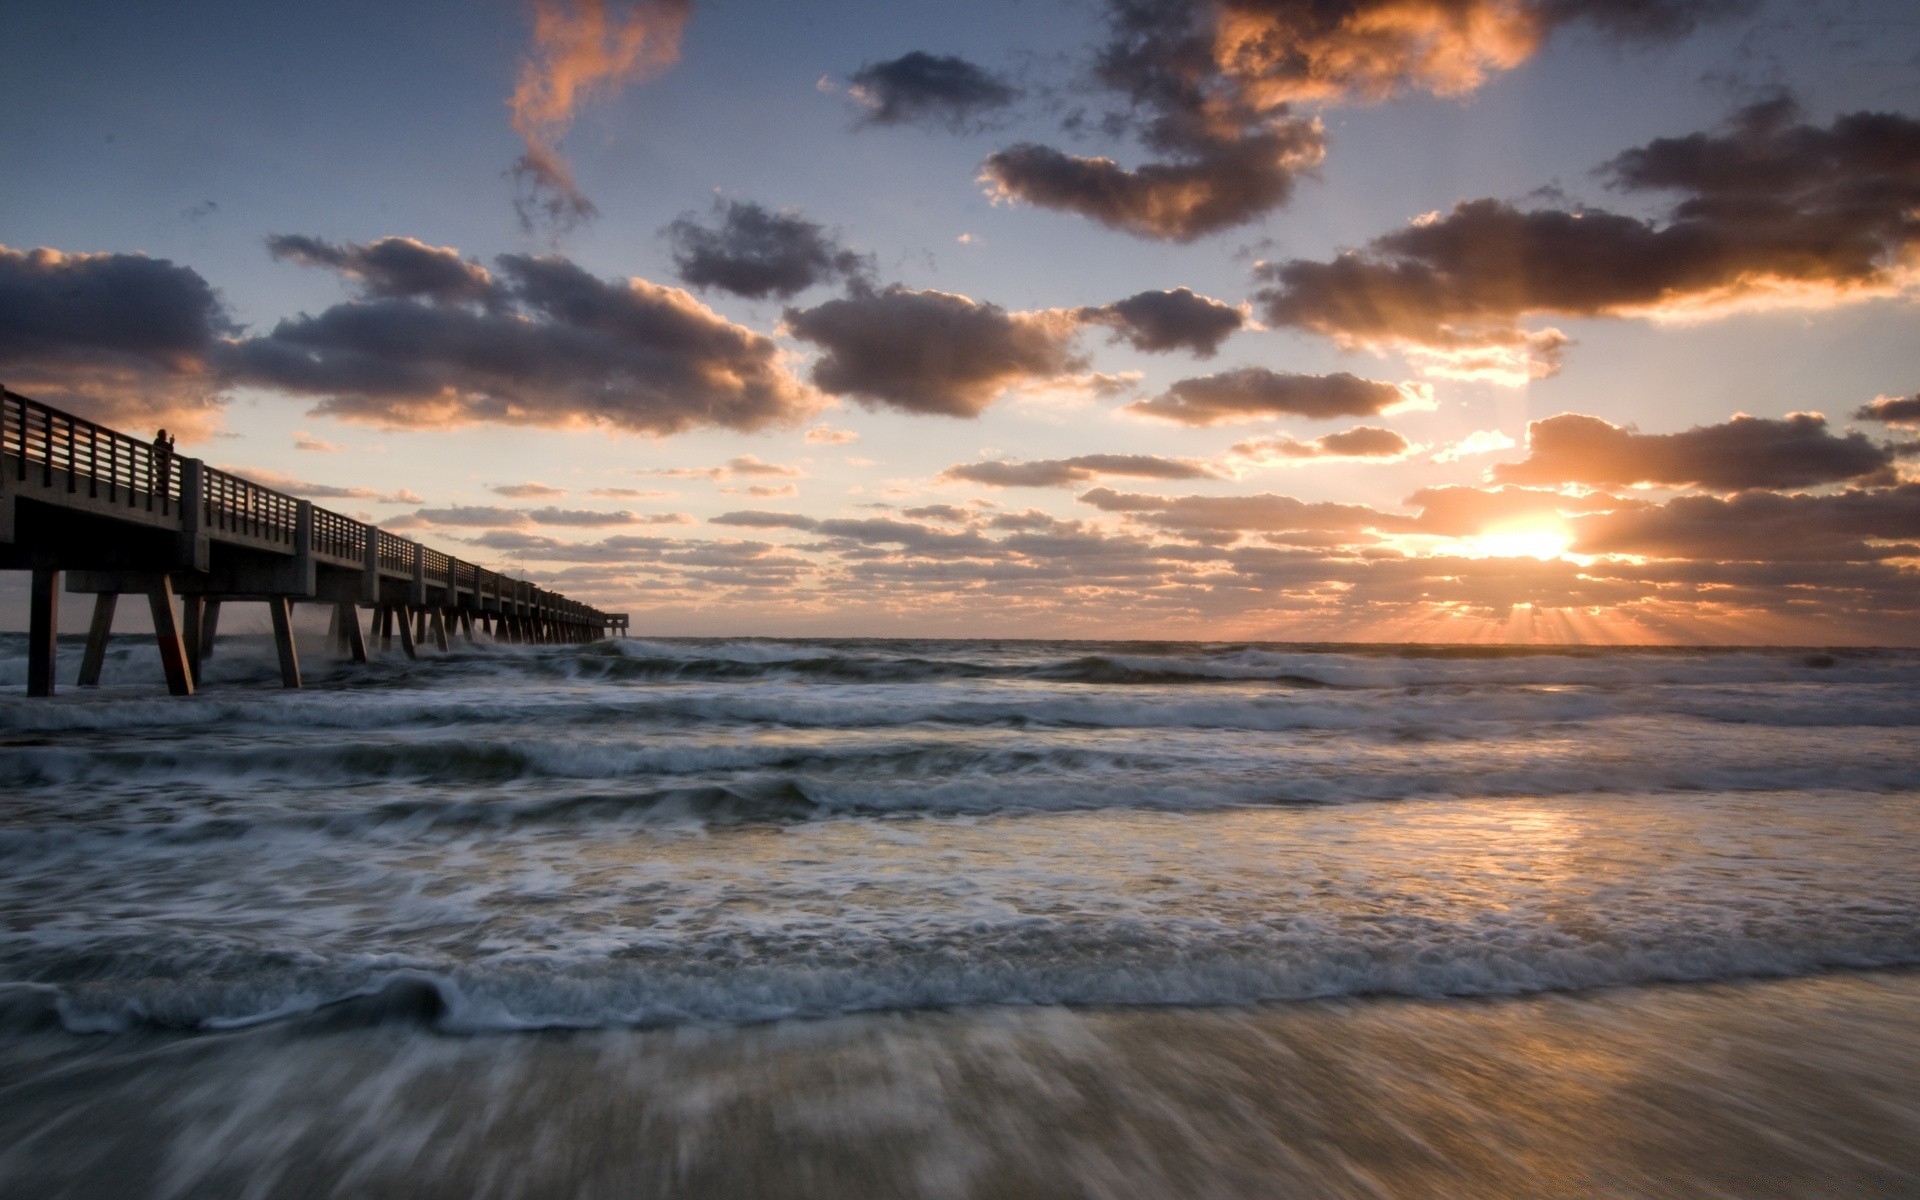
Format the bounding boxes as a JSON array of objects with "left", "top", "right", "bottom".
[
  {"left": 665, "top": 200, "right": 871, "bottom": 299},
  {"left": 221, "top": 465, "right": 418, "bottom": 504},
  {"left": 785, "top": 284, "right": 1084, "bottom": 417},
  {"left": 1431, "top": 429, "right": 1518, "bottom": 462},
  {"left": 507, "top": 0, "right": 691, "bottom": 232},
  {"left": 846, "top": 51, "right": 1018, "bottom": 131},
  {"left": 234, "top": 244, "right": 820, "bottom": 435},
  {"left": 1076, "top": 288, "right": 1245, "bottom": 357},
  {"left": 267, "top": 235, "right": 494, "bottom": 306},
  {"left": 1232, "top": 425, "right": 1414, "bottom": 463},
  {"left": 942, "top": 454, "right": 1221, "bottom": 488},
  {"left": 492, "top": 481, "right": 569, "bottom": 499},
  {"left": 804, "top": 424, "right": 859, "bottom": 444},
  {"left": 292, "top": 431, "right": 339, "bottom": 453},
  {"left": 1491, "top": 412, "right": 1897, "bottom": 490},
  {"left": 1857, "top": 393, "right": 1920, "bottom": 427},
  {"left": 0, "top": 244, "right": 234, "bottom": 440},
  {"left": 1125, "top": 368, "right": 1430, "bottom": 425},
  {"left": 1256, "top": 101, "right": 1920, "bottom": 383}
]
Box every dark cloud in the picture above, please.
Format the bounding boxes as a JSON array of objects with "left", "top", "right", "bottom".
[
  {"left": 491, "top": 481, "right": 568, "bottom": 499},
  {"left": 710, "top": 511, "right": 819, "bottom": 530},
  {"left": 0, "top": 244, "right": 235, "bottom": 438},
  {"left": 784, "top": 285, "right": 1083, "bottom": 418},
  {"left": 1856, "top": 394, "right": 1920, "bottom": 427},
  {"left": 847, "top": 52, "right": 1018, "bottom": 131},
  {"left": 942, "top": 454, "right": 1219, "bottom": 488},
  {"left": 1080, "top": 486, "right": 1408, "bottom": 539},
  {"left": 233, "top": 246, "right": 818, "bottom": 436},
  {"left": 1125, "top": 368, "right": 1420, "bottom": 426},
  {"left": 1232, "top": 425, "right": 1413, "bottom": 461},
  {"left": 980, "top": 125, "right": 1324, "bottom": 242},
  {"left": 1256, "top": 101, "right": 1920, "bottom": 381},
  {"left": 901, "top": 504, "right": 974, "bottom": 523},
  {"left": 266, "top": 235, "right": 495, "bottom": 306},
  {"left": 1076, "top": 288, "right": 1244, "bottom": 357},
  {"left": 1571, "top": 484, "right": 1920, "bottom": 562},
  {"left": 1491, "top": 412, "right": 1896, "bottom": 490},
  {"left": 664, "top": 201, "right": 871, "bottom": 300},
  {"left": 977, "top": 0, "right": 1743, "bottom": 242}
]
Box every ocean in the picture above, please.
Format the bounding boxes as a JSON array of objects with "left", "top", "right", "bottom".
[{"left": 2, "top": 634, "right": 1917, "bottom": 1197}]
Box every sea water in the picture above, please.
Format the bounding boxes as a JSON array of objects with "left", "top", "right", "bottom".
[{"left": 1, "top": 635, "right": 1916, "bottom": 1196}]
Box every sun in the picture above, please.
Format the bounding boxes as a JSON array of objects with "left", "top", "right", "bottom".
[{"left": 1455, "top": 522, "right": 1576, "bottom": 561}]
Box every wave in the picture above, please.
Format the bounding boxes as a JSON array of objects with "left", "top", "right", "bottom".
[{"left": 6, "top": 921, "right": 1916, "bottom": 1036}]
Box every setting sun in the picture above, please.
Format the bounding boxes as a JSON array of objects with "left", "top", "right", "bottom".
[{"left": 1451, "top": 523, "right": 1576, "bottom": 561}]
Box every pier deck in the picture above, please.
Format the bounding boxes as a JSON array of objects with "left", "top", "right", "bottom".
[{"left": 2, "top": 387, "right": 628, "bottom": 696}]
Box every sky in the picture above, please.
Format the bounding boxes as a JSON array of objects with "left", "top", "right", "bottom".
[{"left": 3, "top": 0, "right": 1919, "bottom": 643}]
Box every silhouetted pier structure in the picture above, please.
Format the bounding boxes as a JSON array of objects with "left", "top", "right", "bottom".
[{"left": 2, "top": 387, "right": 629, "bottom": 697}]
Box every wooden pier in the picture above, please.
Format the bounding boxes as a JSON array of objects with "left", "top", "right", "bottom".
[{"left": 2, "top": 387, "right": 629, "bottom": 697}]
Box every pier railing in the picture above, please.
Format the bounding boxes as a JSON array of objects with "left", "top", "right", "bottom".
[
  {"left": 3, "top": 385, "right": 620, "bottom": 632},
  {"left": 3, "top": 388, "right": 180, "bottom": 515}
]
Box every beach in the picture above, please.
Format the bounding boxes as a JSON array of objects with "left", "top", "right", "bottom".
[{"left": 2, "top": 636, "right": 1917, "bottom": 1196}]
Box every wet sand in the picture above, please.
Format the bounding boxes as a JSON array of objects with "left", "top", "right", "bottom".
[{"left": 3, "top": 969, "right": 1915, "bottom": 1199}]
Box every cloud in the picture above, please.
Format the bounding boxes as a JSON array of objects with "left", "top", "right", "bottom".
[
  {"left": 980, "top": 125, "right": 1325, "bottom": 242},
  {"left": 784, "top": 285, "right": 1084, "bottom": 417},
  {"left": 266, "top": 235, "right": 494, "bottom": 305},
  {"left": 508, "top": 0, "right": 691, "bottom": 231},
  {"left": 233, "top": 245, "right": 819, "bottom": 436},
  {"left": 942, "top": 454, "right": 1220, "bottom": 488},
  {"left": 665, "top": 200, "right": 871, "bottom": 300},
  {"left": 805, "top": 424, "right": 859, "bottom": 444},
  {"left": 902, "top": 504, "right": 974, "bottom": 522},
  {"left": 709, "top": 510, "right": 820, "bottom": 530},
  {"left": 1124, "top": 367, "right": 1428, "bottom": 425},
  {"left": 1857, "top": 393, "right": 1920, "bottom": 427},
  {"left": 222, "top": 466, "right": 417, "bottom": 504},
  {"left": 292, "top": 432, "right": 340, "bottom": 452},
  {"left": 409, "top": 505, "right": 532, "bottom": 527},
  {"left": 589, "top": 486, "right": 671, "bottom": 499},
  {"left": 1232, "top": 425, "right": 1413, "bottom": 463},
  {"left": 1431, "top": 429, "right": 1518, "bottom": 462},
  {"left": 977, "top": 0, "right": 1743, "bottom": 242},
  {"left": 846, "top": 51, "right": 1018, "bottom": 131},
  {"left": 1080, "top": 486, "right": 1409, "bottom": 539},
  {"left": 1491, "top": 412, "right": 1896, "bottom": 490},
  {"left": 491, "top": 481, "right": 569, "bottom": 498},
  {"left": 0, "top": 244, "right": 234, "bottom": 439},
  {"left": 1256, "top": 101, "right": 1920, "bottom": 383},
  {"left": 1075, "top": 288, "right": 1244, "bottom": 357},
  {"left": 1405, "top": 483, "right": 1635, "bottom": 537},
  {"left": 524, "top": 506, "right": 687, "bottom": 525},
  {"left": 1571, "top": 483, "right": 1920, "bottom": 562}
]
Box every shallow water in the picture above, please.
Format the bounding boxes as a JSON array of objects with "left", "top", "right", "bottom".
[{"left": 2, "top": 634, "right": 1916, "bottom": 1194}]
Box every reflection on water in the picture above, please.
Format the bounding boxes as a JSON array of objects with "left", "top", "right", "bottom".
[{"left": 2, "top": 971, "right": 1914, "bottom": 1198}]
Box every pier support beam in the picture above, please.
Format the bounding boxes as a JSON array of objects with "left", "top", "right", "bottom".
[
  {"left": 79, "top": 592, "right": 117, "bottom": 687},
  {"left": 28, "top": 565, "right": 60, "bottom": 698},
  {"left": 430, "top": 609, "right": 449, "bottom": 652},
  {"left": 182, "top": 594, "right": 205, "bottom": 686},
  {"left": 200, "top": 600, "right": 221, "bottom": 662},
  {"left": 146, "top": 577, "right": 194, "bottom": 697},
  {"left": 268, "top": 597, "right": 301, "bottom": 689},
  {"left": 395, "top": 604, "right": 417, "bottom": 659},
  {"left": 334, "top": 601, "right": 367, "bottom": 663}
]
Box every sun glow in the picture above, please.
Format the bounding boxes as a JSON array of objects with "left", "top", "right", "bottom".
[{"left": 1454, "top": 522, "right": 1575, "bottom": 561}]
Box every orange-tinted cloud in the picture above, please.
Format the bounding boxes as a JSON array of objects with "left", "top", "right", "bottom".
[
  {"left": 508, "top": 0, "right": 692, "bottom": 232},
  {"left": 1492, "top": 412, "right": 1898, "bottom": 490},
  {"left": 0, "top": 245, "right": 234, "bottom": 441},
  {"left": 980, "top": 0, "right": 1746, "bottom": 240},
  {"left": 942, "top": 455, "right": 1220, "bottom": 488},
  {"left": 235, "top": 241, "right": 819, "bottom": 436},
  {"left": 785, "top": 285, "right": 1085, "bottom": 418},
  {"left": 1232, "top": 425, "right": 1414, "bottom": 463},
  {"left": 1256, "top": 101, "right": 1920, "bottom": 382},
  {"left": 1125, "top": 367, "right": 1428, "bottom": 425}
]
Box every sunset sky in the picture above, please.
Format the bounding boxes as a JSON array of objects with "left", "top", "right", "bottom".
[{"left": 4, "top": 0, "right": 1919, "bottom": 642}]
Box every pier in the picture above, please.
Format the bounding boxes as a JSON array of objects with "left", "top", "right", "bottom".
[{"left": 2, "top": 387, "right": 628, "bottom": 697}]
